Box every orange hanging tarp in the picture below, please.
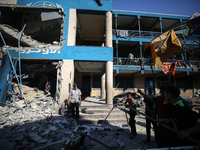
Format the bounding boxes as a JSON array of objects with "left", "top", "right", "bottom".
[
  {"left": 145, "top": 29, "right": 182, "bottom": 69},
  {"left": 161, "top": 61, "right": 182, "bottom": 76}
]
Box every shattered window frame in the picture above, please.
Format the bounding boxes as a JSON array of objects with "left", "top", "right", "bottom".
[{"left": 0, "top": 4, "right": 66, "bottom": 48}]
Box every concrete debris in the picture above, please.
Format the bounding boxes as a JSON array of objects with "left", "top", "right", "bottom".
[
  {"left": 0, "top": 84, "right": 78, "bottom": 150},
  {"left": 0, "top": 24, "right": 62, "bottom": 51},
  {"left": 0, "top": 24, "right": 43, "bottom": 47}
]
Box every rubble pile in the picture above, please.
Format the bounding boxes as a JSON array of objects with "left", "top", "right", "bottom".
[{"left": 0, "top": 84, "right": 78, "bottom": 150}]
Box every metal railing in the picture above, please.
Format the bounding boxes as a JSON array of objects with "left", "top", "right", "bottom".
[
  {"left": 113, "top": 29, "right": 162, "bottom": 39},
  {"left": 113, "top": 29, "right": 200, "bottom": 41},
  {"left": 113, "top": 57, "right": 200, "bottom": 69},
  {"left": 114, "top": 57, "right": 149, "bottom": 66}
]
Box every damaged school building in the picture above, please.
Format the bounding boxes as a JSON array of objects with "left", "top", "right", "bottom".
[
  {"left": 0, "top": 0, "right": 200, "bottom": 108},
  {"left": 0, "top": 0, "right": 200, "bottom": 149}
]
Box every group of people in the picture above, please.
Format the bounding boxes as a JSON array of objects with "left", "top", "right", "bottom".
[
  {"left": 124, "top": 84, "right": 200, "bottom": 148},
  {"left": 45, "top": 79, "right": 200, "bottom": 148}
]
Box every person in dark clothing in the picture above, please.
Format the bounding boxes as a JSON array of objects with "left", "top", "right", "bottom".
[
  {"left": 45, "top": 77, "right": 51, "bottom": 96},
  {"left": 160, "top": 85, "right": 200, "bottom": 147},
  {"left": 138, "top": 86, "right": 176, "bottom": 148},
  {"left": 143, "top": 87, "right": 158, "bottom": 145},
  {"left": 124, "top": 93, "right": 137, "bottom": 138}
]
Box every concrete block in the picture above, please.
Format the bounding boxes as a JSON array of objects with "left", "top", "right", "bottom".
[
  {"left": 53, "top": 119, "right": 61, "bottom": 124},
  {"left": 28, "top": 132, "right": 43, "bottom": 142},
  {"left": 49, "top": 126, "right": 57, "bottom": 131},
  {"left": 41, "top": 129, "right": 50, "bottom": 136},
  {"left": 30, "top": 102, "right": 37, "bottom": 109},
  {"left": 15, "top": 101, "right": 25, "bottom": 108}
]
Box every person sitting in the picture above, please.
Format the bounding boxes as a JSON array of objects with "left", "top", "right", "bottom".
[{"left": 45, "top": 77, "right": 51, "bottom": 96}]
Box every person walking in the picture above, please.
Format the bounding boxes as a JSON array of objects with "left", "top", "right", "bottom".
[
  {"left": 68, "top": 83, "right": 82, "bottom": 119},
  {"left": 143, "top": 87, "right": 158, "bottom": 145},
  {"left": 124, "top": 92, "right": 137, "bottom": 138}
]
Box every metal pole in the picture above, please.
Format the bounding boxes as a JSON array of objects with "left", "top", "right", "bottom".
[
  {"left": 0, "top": 32, "right": 28, "bottom": 107},
  {"left": 160, "top": 17, "right": 163, "bottom": 33},
  {"left": 138, "top": 17, "right": 141, "bottom": 38},
  {"left": 119, "top": 106, "right": 200, "bottom": 146},
  {"left": 18, "top": 25, "right": 26, "bottom": 89},
  {"left": 116, "top": 43, "right": 118, "bottom": 65},
  {"left": 18, "top": 24, "right": 28, "bottom": 107}
]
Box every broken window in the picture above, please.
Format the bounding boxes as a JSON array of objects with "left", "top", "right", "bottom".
[{"left": 0, "top": 4, "right": 65, "bottom": 47}]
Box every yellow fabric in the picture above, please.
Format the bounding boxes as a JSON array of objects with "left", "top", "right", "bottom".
[{"left": 145, "top": 29, "right": 182, "bottom": 69}]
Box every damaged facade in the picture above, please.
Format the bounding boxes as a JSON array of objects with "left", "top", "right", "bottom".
[{"left": 0, "top": 0, "right": 200, "bottom": 108}]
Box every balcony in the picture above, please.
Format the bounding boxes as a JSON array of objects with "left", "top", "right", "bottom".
[
  {"left": 113, "top": 57, "right": 200, "bottom": 70},
  {"left": 113, "top": 29, "right": 200, "bottom": 43},
  {"left": 113, "top": 29, "right": 161, "bottom": 39}
]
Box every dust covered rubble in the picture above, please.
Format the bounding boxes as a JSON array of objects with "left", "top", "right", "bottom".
[{"left": 0, "top": 85, "right": 77, "bottom": 150}]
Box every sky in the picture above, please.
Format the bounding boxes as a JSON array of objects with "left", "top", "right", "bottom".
[{"left": 113, "top": 0, "right": 200, "bottom": 16}]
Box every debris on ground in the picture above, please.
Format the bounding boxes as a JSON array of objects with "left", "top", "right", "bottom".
[{"left": 1, "top": 83, "right": 200, "bottom": 150}]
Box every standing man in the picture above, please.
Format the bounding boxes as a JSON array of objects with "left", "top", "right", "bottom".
[
  {"left": 143, "top": 87, "right": 158, "bottom": 145},
  {"left": 68, "top": 83, "right": 82, "bottom": 119},
  {"left": 138, "top": 86, "right": 174, "bottom": 148},
  {"left": 124, "top": 92, "right": 137, "bottom": 138}
]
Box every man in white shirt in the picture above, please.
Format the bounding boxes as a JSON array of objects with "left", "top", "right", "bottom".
[{"left": 68, "top": 83, "right": 82, "bottom": 119}]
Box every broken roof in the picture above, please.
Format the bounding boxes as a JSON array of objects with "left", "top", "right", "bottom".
[{"left": 0, "top": 3, "right": 63, "bottom": 13}]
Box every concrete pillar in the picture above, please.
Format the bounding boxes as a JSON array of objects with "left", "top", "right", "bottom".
[
  {"left": 55, "top": 8, "right": 76, "bottom": 111},
  {"left": 101, "top": 74, "right": 106, "bottom": 99},
  {"left": 56, "top": 60, "right": 74, "bottom": 111},
  {"left": 105, "top": 11, "right": 112, "bottom": 47},
  {"left": 67, "top": 9, "right": 77, "bottom": 46},
  {"left": 106, "top": 61, "right": 113, "bottom": 105},
  {"left": 139, "top": 42, "right": 143, "bottom": 58},
  {"left": 105, "top": 11, "right": 113, "bottom": 105}
]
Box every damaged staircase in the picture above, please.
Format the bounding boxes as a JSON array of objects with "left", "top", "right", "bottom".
[{"left": 79, "top": 102, "right": 127, "bottom": 125}]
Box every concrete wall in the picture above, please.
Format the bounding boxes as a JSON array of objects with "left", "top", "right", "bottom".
[
  {"left": 91, "top": 89, "right": 101, "bottom": 97},
  {"left": 56, "top": 60, "right": 74, "bottom": 109},
  {"left": 67, "top": 9, "right": 77, "bottom": 46},
  {"left": 1, "top": 0, "right": 17, "bottom": 4}
]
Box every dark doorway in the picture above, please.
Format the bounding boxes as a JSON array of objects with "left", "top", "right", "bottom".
[
  {"left": 82, "top": 76, "right": 90, "bottom": 97},
  {"left": 145, "top": 77, "right": 155, "bottom": 95}
]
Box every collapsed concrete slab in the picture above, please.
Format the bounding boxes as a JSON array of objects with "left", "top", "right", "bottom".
[{"left": 0, "top": 24, "right": 43, "bottom": 47}]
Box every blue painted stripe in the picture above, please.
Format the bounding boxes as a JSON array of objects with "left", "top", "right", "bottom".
[
  {"left": 8, "top": 46, "right": 113, "bottom": 61},
  {"left": 113, "top": 66, "right": 199, "bottom": 73},
  {"left": 113, "top": 10, "right": 190, "bottom": 20}
]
